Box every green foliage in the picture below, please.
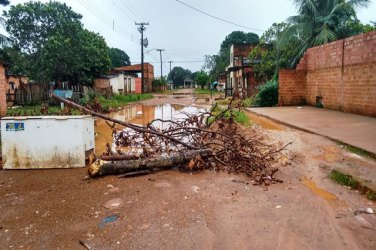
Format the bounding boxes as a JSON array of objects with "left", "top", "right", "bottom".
[
  {"left": 330, "top": 170, "right": 359, "bottom": 189},
  {"left": 243, "top": 97, "right": 256, "bottom": 107},
  {"left": 366, "top": 191, "right": 376, "bottom": 201},
  {"left": 4, "top": 1, "right": 110, "bottom": 85},
  {"left": 194, "top": 71, "right": 210, "bottom": 89},
  {"left": 0, "top": 0, "right": 9, "bottom": 6},
  {"left": 97, "top": 94, "right": 153, "bottom": 109},
  {"left": 249, "top": 23, "right": 300, "bottom": 82},
  {"left": 152, "top": 77, "right": 167, "bottom": 89},
  {"left": 6, "top": 105, "right": 81, "bottom": 116},
  {"left": 0, "top": 46, "right": 30, "bottom": 75},
  {"left": 220, "top": 31, "right": 259, "bottom": 50},
  {"left": 338, "top": 143, "right": 374, "bottom": 159},
  {"left": 282, "top": 0, "right": 370, "bottom": 67},
  {"left": 208, "top": 105, "right": 250, "bottom": 126},
  {"left": 167, "top": 66, "right": 192, "bottom": 86},
  {"left": 195, "top": 89, "right": 217, "bottom": 95},
  {"left": 108, "top": 47, "right": 130, "bottom": 68},
  {"left": 204, "top": 31, "right": 259, "bottom": 80},
  {"left": 330, "top": 170, "right": 376, "bottom": 201},
  {"left": 254, "top": 80, "right": 279, "bottom": 107}
]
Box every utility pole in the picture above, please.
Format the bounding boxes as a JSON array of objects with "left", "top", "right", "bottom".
[
  {"left": 168, "top": 61, "right": 173, "bottom": 90},
  {"left": 168, "top": 61, "right": 173, "bottom": 74},
  {"left": 156, "top": 49, "right": 165, "bottom": 79},
  {"left": 135, "top": 22, "right": 149, "bottom": 93}
]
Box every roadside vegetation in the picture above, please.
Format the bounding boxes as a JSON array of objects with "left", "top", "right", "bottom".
[
  {"left": 209, "top": 104, "right": 250, "bottom": 126},
  {"left": 330, "top": 169, "right": 376, "bottom": 201},
  {"left": 6, "top": 104, "right": 80, "bottom": 116},
  {"left": 95, "top": 93, "right": 153, "bottom": 110},
  {"left": 337, "top": 143, "right": 376, "bottom": 159},
  {"left": 7, "top": 93, "right": 153, "bottom": 116},
  {"left": 194, "top": 89, "right": 218, "bottom": 95}
]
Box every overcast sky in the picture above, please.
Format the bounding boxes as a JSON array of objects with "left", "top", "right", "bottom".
[{"left": 1, "top": 0, "right": 375, "bottom": 76}]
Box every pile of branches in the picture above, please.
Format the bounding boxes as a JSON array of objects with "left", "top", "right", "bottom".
[{"left": 52, "top": 93, "right": 290, "bottom": 185}]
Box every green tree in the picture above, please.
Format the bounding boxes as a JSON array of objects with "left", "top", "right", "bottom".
[
  {"left": 220, "top": 31, "right": 259, "bottom": 50},
  {"left": 282, "top": 0, "right": 370, "bottom": 67},
  {"left": 249, "top": 22, "right": 300, "bottom": 82},
  {"left": 4, "top": 1, "right": 110, "bottom": 85},
  {"left": 194, "top": 71, "right": 210, "bottom": 89},
  {"left": 108, "top": 48, "right": 130, "bottom": 68},
  {"left": 0, "top": 0, "right": 10, "bottom": 48},
  {"left": 204, "top": 31, "right": 259, "bottom": 80},
  {"left": 0, "top": 0, "right": 9, "bottom": 6},
  {"left": 0, "top": 46, "right": 30, "bottom": 75},
  {"left": 40, "top": 28, "right": 110, "bottom": 85},
  {"left": 167, "top": 66, "right": 192, "bottom": 87}
]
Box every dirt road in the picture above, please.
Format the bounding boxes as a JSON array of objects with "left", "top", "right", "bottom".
[{"left": 0, "top": 94, "right": 375, "bottom": 249}]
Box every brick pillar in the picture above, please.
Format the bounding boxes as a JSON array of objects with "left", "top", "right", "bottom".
[{"left": 0, "top": 63, "right": 7, "bottom": 116}]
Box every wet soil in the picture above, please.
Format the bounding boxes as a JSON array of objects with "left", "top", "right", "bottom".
[{"left": 1, "top": 93, "right": 376, "bottom": 249}]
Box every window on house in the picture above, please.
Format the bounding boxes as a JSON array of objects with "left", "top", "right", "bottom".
[{"left": 9, "top": 82, "right": 15, "bottom": 90}]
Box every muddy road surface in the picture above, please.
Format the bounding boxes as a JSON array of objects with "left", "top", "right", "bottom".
[{"left": 0, "top": 94, "right": 375, "bottom": 249}]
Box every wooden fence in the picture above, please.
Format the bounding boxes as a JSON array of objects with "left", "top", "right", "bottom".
[{"left": 6, "top": 83, "right": 83, "bottom": 106}]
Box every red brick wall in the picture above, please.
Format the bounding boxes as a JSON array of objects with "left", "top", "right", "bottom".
[
  {"left": 279, "top": 30, "right": 376, "bottom": 117},
  {"left": 94, "top": 78, "right": 110, "bottom": 90},
  {"left": 278, "top": 69, "right": 306, "bottom": 105},
  {"left": 0, "top": 63, "right": 7, "bottom": 116}
]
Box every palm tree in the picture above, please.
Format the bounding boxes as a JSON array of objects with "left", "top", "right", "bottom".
[
  {"left": 282, "top": 0, "right": 370, "bottom": 67},
  {"left": 0, "top": 0, "right": 10, "bottom": 48},
  {"left": 0, "top": 0, "right": 12, "bottom": 49}
]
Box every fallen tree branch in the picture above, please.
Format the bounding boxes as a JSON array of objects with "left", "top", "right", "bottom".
[
  {"left": 51, "top": 93, "right": 198, "bottom": 150},
  {"left": 52, "top": 93, "right": 291, "bottom": 185},
  {"left": 89, "top": 149, "right": 213, "bottom": 178},
  {"left": 117, "top": 170, "right": 151, "bottom": 178}
]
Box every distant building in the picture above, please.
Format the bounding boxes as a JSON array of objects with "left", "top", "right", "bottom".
[
  {"left": 94, "top": 72, "right": 139, "bottom": 96},
  {"left": 113, "top": 63, "right": 154, "bottom": 93},
  {"left": 220, "top": 43, "right": 258, "bottom": 97},
  {"left": 6, "top": 75, "right": 28, "bottom": 107}
]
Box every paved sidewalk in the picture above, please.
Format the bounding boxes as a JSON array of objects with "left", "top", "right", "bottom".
[{"left": 247, "top": 106, "right": 376, "bottom": 155}]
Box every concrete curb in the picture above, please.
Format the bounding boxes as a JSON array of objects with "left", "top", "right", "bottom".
[{"left": 246, "top": 108, "right": 376, "bottom": 160}]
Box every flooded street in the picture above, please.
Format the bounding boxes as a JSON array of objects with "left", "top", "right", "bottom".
[
  {"left": 0, "top": 95, "right": 375, "bottom": 249},
  {"left": 95, "top": 103, "right": 206, "bottom": 155}
]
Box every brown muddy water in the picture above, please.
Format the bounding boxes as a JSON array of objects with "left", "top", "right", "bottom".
[{"left": 94, "top": 103, "right": 206, "bottom": 155}]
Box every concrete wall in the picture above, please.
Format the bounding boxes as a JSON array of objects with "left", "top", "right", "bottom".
[{"left": 279, "top": 30, "right": 376, "bottom": 117}]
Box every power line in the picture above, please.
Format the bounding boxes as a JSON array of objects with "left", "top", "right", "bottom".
[{"left": 176, "top": 0, "right": 264, "bottom": 32}]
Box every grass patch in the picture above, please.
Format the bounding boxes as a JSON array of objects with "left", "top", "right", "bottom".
[
  {"left": 215, "top": 97, "right": 255, "bottom": 108},
  {"left": 330, "top": 170, "right": 359, "bottom": 189},
  {"left": 194, "top": 89, "right": 218, "bottom": 95},
  {"left": 366, "top": 191, "right": 376, "bottom": 201},
  {"left": 6, "top": 105, "right": 81, "bottom": 116},
  {"left": 208, "top": 105, "right": 250, "bottom": 126},
  {"left": 338, "top": 143, "right": 374, "bottom": 159},
  {"left": 97, "top": 93, "right": 153, "bottom": 109},
  {"left": 329, "top": 169, "right": 376, "bottom": 201}
]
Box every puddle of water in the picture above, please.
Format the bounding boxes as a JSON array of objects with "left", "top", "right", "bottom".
[
  {"left": 246, "top": 113, "right": 284, "bottom": 131},
  {"left": 95, "top": 103, "right": 206, "bottom": 155},
  {"left": 301, "top": 177, "right": 337, "bottom": 202}
]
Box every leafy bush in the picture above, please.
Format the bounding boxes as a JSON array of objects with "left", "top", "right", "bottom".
[
  {"left": 255, "top": 80, "right": 278, "bottom": 107},
  {"left": 208, "top": 105, "right": 250, "bottom": 126}
]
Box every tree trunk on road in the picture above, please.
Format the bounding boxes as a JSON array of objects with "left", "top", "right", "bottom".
[{"left": 88, "top": 149, "right": 213, "bottom": 178}]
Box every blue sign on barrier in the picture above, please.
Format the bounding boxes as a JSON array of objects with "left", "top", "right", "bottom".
[{"left": 6, "top": 122, "right": 25, "bottom": 131}]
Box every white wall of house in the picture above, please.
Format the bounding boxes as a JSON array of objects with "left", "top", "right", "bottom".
[
  {"left": 123, "top": 74, "right": 136, "bottom": 94},
  {"left": 108, "top": 73, "right": 137, "bottom": 94},
  {"left": 109, "top": 73, "right": 125, "bottom": 94}
]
